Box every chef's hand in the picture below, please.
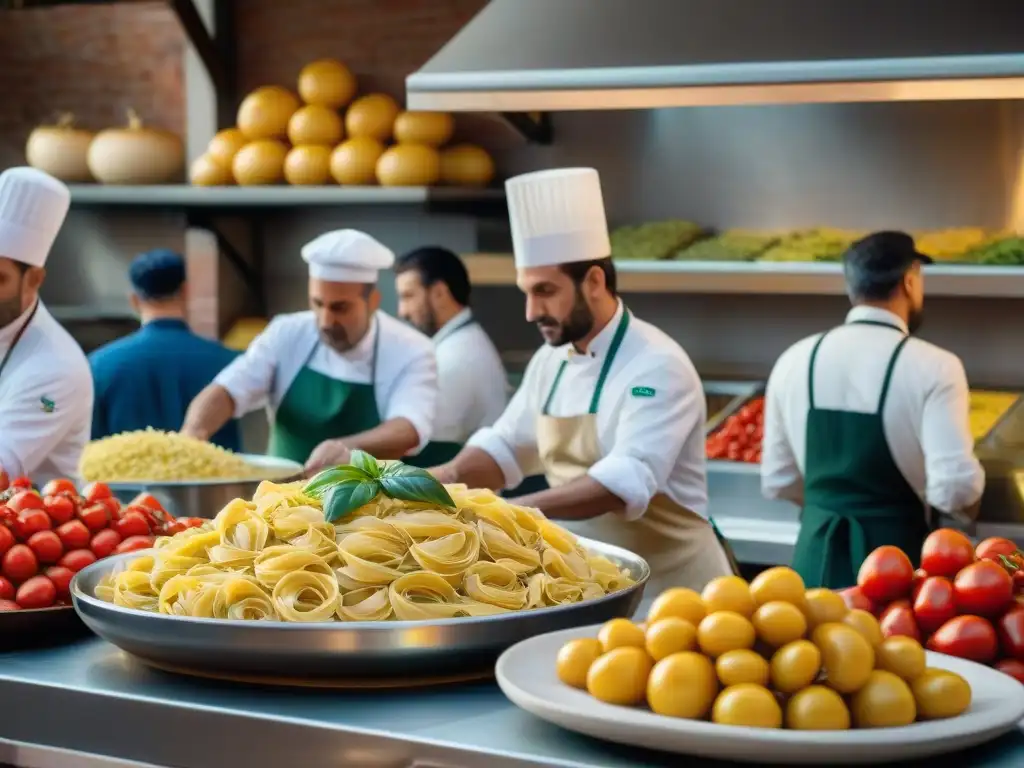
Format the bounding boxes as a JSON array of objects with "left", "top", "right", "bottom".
[
  {"left": 305, "top": 440, "right": 351, "bottom": 475},
  {"left": 429, "top": 464, "right": 458, "bottom": 484}
]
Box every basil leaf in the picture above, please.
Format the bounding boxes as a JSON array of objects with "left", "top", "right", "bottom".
[
  {"left": 303, "top": 466, "right": 373, "bottom": 498},
  {"left": 322, "top": 479, "right": 381, "bottom": 523},
  {"left": 348, "top": 450, "right": 381, "bottom": 479},
  {"left": 379, "top": 464, "right": 455, "bottom": 508}
]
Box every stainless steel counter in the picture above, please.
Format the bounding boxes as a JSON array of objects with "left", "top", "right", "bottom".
[{"left": 0, "top": 639, "right": 1022, "bottom": 768}]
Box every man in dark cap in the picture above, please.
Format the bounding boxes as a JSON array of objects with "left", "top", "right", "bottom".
[
  {"left": 761, "top": 231, "right": 983, "bottom": 589},
  {"left": 88, "top": 249, "right": 241, "bottom": 450}
]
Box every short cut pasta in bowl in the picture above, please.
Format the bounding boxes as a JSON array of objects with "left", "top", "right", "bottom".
[{"left": 70, "top": 453, "right": 648, "bottom": 681}]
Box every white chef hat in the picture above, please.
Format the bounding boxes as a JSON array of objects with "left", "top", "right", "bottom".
[
  {"left": 301, "top": 229, "right": 395, "bottom": 283},
  {"left": 505, "top": 167, "right": 611, "bottom": 269},
  {"left": 0, "top": 167, "right": 71, "bottom": 269}
]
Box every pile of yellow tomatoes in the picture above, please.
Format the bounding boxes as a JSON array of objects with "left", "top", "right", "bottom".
[{"left": 556, "top": 567, "right": 972, "bottom": 730}]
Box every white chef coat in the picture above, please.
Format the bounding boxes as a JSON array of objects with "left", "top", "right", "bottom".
[
  {"left": 762, "top": 305, "right": 984, "bottom": 514},
  {"left": 468, "top": 301, "right": 708, "bottom": 519},
  {"left": 215, "top": 309, "right": 437, "bottom": 451},
  {"left": 432, "top": 308, "right": 509, "bottom": 444},
  {"left": 0, "top": 301, "right": 92, "bottom": 483}
]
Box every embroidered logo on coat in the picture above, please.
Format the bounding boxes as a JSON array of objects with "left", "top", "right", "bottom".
[
  {"left": 40, "top": 396, "right": 55, "bottom": 413},
  {"left": 631, "top": 386, "right": 656, "bottom": 398}
]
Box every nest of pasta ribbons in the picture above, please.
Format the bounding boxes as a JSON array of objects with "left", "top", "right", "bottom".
[{"left": 95, "top": 452, "right": 635, "bottom": 622}]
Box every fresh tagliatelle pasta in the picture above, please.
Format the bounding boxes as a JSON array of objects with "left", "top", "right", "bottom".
[{"left": 94, "top": 482, "right": 636, "bottom": 622}]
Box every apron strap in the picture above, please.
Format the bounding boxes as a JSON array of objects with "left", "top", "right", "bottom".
[
  {"left": 541, "top": 361, "right": 568, "bottom": 416},
  {"left": 806, "top": 329, "right": 833, "bottom": 411},
  {"left": 0, "top": 300, "right": 40, "bottom": 381},
  {"left": 301, "top": 318, "right": 381, "bottom": 393},
  {"left": 876, "top": 335, "right": 911, "bottom": 415}
]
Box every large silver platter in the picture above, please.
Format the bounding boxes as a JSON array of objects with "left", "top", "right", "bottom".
[
  {"left": 71, "top": 538, "right": 649, "bottom": 680},
  {"left": 104, "top": 453, "right": 302, "bottom": 519}
]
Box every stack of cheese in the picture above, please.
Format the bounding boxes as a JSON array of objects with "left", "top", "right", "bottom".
[{"left": 190, "top": 59, "right": 495, "bottom": 189}]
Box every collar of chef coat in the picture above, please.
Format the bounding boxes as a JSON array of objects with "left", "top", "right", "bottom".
[
  {"left": 844, "top": 305, "right": 909, "bottom": 333},
  {"left": 433, "top": 307, "right": 473, "bottom": 346},
  {"left": 0, "top": 300, "right": 37, "bottom": 348},
  {"left": 563, "top": 299, "right": 625, "bottom": 363}
]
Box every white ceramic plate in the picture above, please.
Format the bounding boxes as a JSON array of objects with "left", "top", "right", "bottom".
[{"left": 495, "top": 625, "right": 1024, "bottom": 764}]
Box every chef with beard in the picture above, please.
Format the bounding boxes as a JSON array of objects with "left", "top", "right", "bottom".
[
  {"left": 0, "top": 167, "right": 92, "bottom": 484},
  {"left": 182, "top": 229, "right": 437, "bottom": 471},
  {"left": 432, "top": 168, "right": 737, "bottom": 595},
  {"left": 762, "top": 231, "right": 984, "bottom": 589}
]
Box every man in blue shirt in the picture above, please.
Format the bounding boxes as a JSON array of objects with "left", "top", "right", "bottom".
[{"left": 89, "top": 249, "right": 242, "bottom": 451}]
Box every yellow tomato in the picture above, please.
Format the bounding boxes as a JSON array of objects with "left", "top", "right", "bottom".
[
  {"left": 804, "top": 588, "right": 848, "bottom": 628},
  {"left": 752, "top": 601, "right": 808, "bottom": 648},
  {"left": 850, "top": 670, "right": 917, "bottom": 728},
  {"left": 556, "top": 638, "right": 603, "bottom": 689},
  {"left": 597, "top": 618, "right": 646, "bottom": 653},
  {"left": 911, "top": 668, "right": 972, "bottom": 720},
  {"left": 785, "top": 685, "right": 851, "bottom": 730},
  {"left": 586, "top": 647, "right": 653, "bottom": 706},
  {"left": 645, "top": 618, "right": 698, "bottom": 661},
  {"left": 697, "top": 611, "right": 756, "bottom": 658},
  {"left": 716, "top": 649, "right": 770, "bottom": 687},
  {"left": 749, "top": 567, "right": 806, "bottom": 608},
  {"left": 770, "top": 640, "right": 822, "bottom": 694},
  {"left": 647, "top": 651, "right": 719, "bottom": 719},
  {"left": 813, "top": 623, "right": 875, "bottom": 694},
  {"left": 842, "top": 609, "right": 884, "bottom": 647},
  {"left": 711, "top": 684, "right": 783, "bottom": 729},
  {"left": 647, "top": 588, "right": 707, "bottom": 627},
  {"left": 875, "top": 636, "right": 927, "bottom": 681},
  {"left": 702, "top": 576, "right": 756, "bottom": 618}
]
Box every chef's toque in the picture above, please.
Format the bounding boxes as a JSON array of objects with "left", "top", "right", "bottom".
[
  {"left": 302, "top": 229, "right": 396, "bottom": 283},
  {"left": 0, "top": 167, "right": 71, "bottom": 269}
]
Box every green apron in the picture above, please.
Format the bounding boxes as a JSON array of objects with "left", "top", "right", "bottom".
[
  {"left": 267, "top": 328, "right": 382, "bottom": 464},
  {"left": 791, "top": 319, "right": 929, "bottom": 590},
  {"left": 404, "top": 314, "right": 478, "bottom": 468}
]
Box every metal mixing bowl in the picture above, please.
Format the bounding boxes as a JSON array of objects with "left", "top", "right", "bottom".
[{"left": 104, "top": 453, "right": 303, "bottom": 519}]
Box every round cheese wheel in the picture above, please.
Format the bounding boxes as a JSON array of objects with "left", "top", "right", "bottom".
[
  {"left": 237, "top": 86, "right": 300, "bottom": 140},
  {"left": 345, "top": 93, "right": 400, "bottom": 142},
  {"left": 189, "top": 153, "right": 233, "bottom": 186},
  {"left": 329, "top": 137, "right": 385, "bottom": 185},
  {"left": 393, "top": 111, "right": 454, "bottom": 148},
  {"left": 207, "top": 128, "right": 248, "bottom": 167},
  {"left": 298, "top": 59, "right": 357, "bottom": 109},
  {"left": 439, "top": 144, "right": 496, "bottom": 187},
  {"left": 375, "top": 143, "right": 441, "bottom": 187},
  {"left": 87, "top": 110, "right": 184, "bottom": 184},
  {"left": 232, "top": 139, "right": 288, "bottom": 185},
  {"left": 287, "top": 105, "right": 343, "bottom": 147},
  {"left": 25, "top": 115, "right": 95, "bottom": 182},
  {"left": 284, "top": 145, "right": 332, "bottom": 186}
]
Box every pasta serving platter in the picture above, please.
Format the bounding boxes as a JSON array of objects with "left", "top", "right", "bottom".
[{"left": 69, "top": 468, "right": 649, "bottom": 681}]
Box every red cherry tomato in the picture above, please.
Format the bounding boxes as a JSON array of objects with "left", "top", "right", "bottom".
[
  {"left": 9, "top": 477, "right": 32, "bottom": 491},
  {"left": 920, "top": 528, "right": 975, "bottom": 578},
  {"left": 7, "top": 490, "right": 43, "bottom": 514},
  {"left": 58, "top": 549, "right": 97, "bottom": 573},
  {"left": 0, "top": 576, "right": 13, "bottom": 600},
  {"left": 89, "top": 529, "right": 121, "bottom": 559},
  {"left": 111, "top": 511, "right": 151, "bottom": 539},
  {"left": 0, "top": 470, "right": 8, "bottom": 493},
  {"left": 183, "top": 518, "right": 206, "bottom": 528},
  {"left": 0, "top": 505, "right": 15, "bottom": 527},
  {"left": 1, "top": 544, "right": 38, "bottom": 583},
  {"left": 954, "top": 560, "right": 1014, "bottom": 617},
  {"left": 130, "top": 493, "right": 166, "bottom": 514},
  {"left": 912, "top": 576, "right": 957, "bottom": 634},
  {"left": 976, "top": 537, "right": 1021, "bottom": 563},
  {"left": 42, "top": 495, "right": 76, "bottom": 526},
  {"left": 14, "top": 509, "right": 51, "bottom": 541},
  {"left": 995, "top": 659, "right": 1024, "bottom": 684},
  {"left": 879, "top": 600, "right": 921, "bottom": 641},
  {"left": 15, "top": 575, "right": 56, "bottom": 609},
  {"left": 0, "top": 598, "right": 21, "bottom": 611},
  {"left": 44, "top": 565, "right": 74, "bottom": 597},
  {"left": 927, "top": 615, "right": 998, "bottom": 663},
  {"left": 95, "top": 497, "right": 121, "bottom": 520},
  {"left": 114, "top": 535, "right": 155, "bottom": 554},
  {"left": 40, "top": 479, "right": 77, "bottom": 498},
  {"left": 0, "top": 525, "right": 14, "bottom": 557},
  {"left": 162, "top": 521, "right": 187, "bottom": 536},
  {"left": 77, "top": 504, "right": 109, "bottom": 532},
  {"left": 838, "top": 585, "right": 876, "bottom": 614},
  {"left": 858, "top": 546, "right": 915, "bottom": 603},
  {"left": 55, "top": 520, "right": 91, "bottom": 551},
  {"left": 997, "top": 607, "right": 1024, "bottom": 662},
  {"left": 911, "top": 568, "right": 929, "bottom": 601},
  {"left": 26, "top": 530, "right": 63, "bottom": 565},
  {"left": 81, "top": 482, "right": 112, "bottom": 504}
]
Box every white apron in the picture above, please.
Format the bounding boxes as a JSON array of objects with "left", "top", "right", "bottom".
[{"left": 534, "top": 310, "right": 738, "bottom": 599}]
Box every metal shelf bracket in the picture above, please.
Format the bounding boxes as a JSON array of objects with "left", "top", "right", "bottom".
[
  {"left": 500, "top": 112, "right": 553, "bottom": 144},
  {"left": 168, "top": 0, "right": 236, "bottom": 128},
  {"left": 185, "top": 213, "right": 266, "bottom": 316}
]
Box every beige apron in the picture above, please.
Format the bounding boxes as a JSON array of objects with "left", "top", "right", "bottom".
[{"left": 535, "top": 310, "right": 738, "bottom": 599}]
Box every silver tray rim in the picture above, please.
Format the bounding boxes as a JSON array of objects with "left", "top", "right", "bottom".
[
  {"left": 99, "top": 453, "right": 303, "bottom": 490},
  {"left": 70, "top": 535, "right": 651, "bottom": 631}
]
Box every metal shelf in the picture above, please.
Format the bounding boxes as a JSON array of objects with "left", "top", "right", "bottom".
[
  {"left": 464, "top": 254, "right": 1024, "bottom": 298},
  {"left": 48, "top": 304, "right": 137, "bottom": 322}
]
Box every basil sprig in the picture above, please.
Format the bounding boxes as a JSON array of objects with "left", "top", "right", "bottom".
[{"left": 303, "top": 450, "right": 455, "bottom": 523}]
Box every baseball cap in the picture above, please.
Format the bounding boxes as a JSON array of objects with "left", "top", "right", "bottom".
[{"left": 842, "top": 231, "right": 933, "bottom": 284}]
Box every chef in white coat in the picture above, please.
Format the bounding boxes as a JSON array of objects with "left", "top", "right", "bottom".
[
  {"left": 394, "top": 246, "right": 508, "bottom": 466},
  {"left": 182, "top": 229, "right": 437, "bottom": 471},
  {"left": 0, "top": 167, "right": 92, "bottom": 484},
  {"left": 432, "top": 168, "right": 737, "bottom": 594},
  {"left": 762, "top": 231, "right": 984, "bottom": 589}
]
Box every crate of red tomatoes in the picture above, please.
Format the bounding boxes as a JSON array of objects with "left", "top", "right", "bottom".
[{"left": 706, "top": 396, "right": 764, "bottom": 464}]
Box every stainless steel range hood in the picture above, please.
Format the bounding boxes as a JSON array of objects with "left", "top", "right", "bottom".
[{"left": 406, "top": 0, "right": 1024, "bottom": 112}]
